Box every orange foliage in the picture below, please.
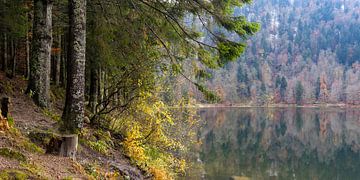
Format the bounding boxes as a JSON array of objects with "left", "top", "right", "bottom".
[
  {"left": 0, "top": 112, "right": 9, "bottom": 132},
  {"left": 51, "top": 48, "right": 61, "bottom": 54}
]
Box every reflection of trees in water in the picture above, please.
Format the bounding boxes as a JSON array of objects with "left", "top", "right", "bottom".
[{"left": 198, "top": 108, "right": 360, "bottom": 179}]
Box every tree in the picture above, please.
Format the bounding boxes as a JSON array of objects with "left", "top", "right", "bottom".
[
  {"left": 27, "top": 0, "right": 53, "bottom": 108},
  {"left": 315, "top": 77, "right": 321, "bottom": 100},
  {"left": 280, "top": 76, "right": 287, "bottom": 101},
  {"left": 61, "top": 0, "right": 86, "bottom": 133},
  {"left": 295, "top": 81, "right": 304, "bottom": 105}
]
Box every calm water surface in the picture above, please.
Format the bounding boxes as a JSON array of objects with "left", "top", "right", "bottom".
[{"left": 186, "top": 107, "right": 360, "bottom": 180}]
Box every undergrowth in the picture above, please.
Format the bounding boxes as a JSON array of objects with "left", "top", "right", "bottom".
[{"left": 109, "top": 93, "right": 198, "bottom": 179}]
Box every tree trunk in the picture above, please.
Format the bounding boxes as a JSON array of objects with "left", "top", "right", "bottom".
[
  {"left": 55, "top": 35, "right": 61, "bottom": 86},
  {"left": 98, "top": 67, "right": 103, "bottom": 106},
  {"left": 60, "top": 34, "right": 67, "bottom": 87},
  {"left": 11, "top": 40, "right": 17, "bottom": 78},
  {"left": 2, "top": 33, "right": 7, "bottom": 72},
  {"left": 27, "top": 0, "right": 53, "bottom": 108},
  {"left": 26, "top": 30, "right": 30, "bottom": 78},
  {"left": 61, "top": 0, "right": 86, "bottom": 133},
  {"left": 88, "top": 66, "right": 98, "bottom": 113}
]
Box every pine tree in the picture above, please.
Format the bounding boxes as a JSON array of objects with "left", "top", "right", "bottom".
[
  {"left": 61, "top": 0, "right": 86, "bottom": 133},
  {"left": 280, "top": 77, "right": 287, "bottom": 101},
  {"left": 315, "top": 77, "right": 321, "bottom": 100},
  {"left": 295, "top": 81, "right": 304, "bottom": 105},
  {"left": 27, "top": 0, "right": 53, "bottom": 108}
]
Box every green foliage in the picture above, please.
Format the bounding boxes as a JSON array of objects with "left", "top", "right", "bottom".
[
  {"left": 0, "top": 0, "right": 29, "bottom": 39},
  {"left": 195, "top": 83, "right": 220, "bottom": 103},
  {"left": 218, "top": 41, "right": 246, "bottom": 67},
  {"left": 87, "top": 140, "right": 110, "bottom": 155}
]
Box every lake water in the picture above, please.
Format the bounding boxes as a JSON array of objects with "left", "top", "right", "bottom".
[{"left": 186, "top": 107, "right": 360, "bottom": 180}]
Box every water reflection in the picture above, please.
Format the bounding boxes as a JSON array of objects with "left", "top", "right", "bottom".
[{"left": 193, "top": 107, "right": 360, "bottom": 180}]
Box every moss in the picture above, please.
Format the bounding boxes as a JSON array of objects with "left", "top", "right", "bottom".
[
  {"left": 0, "top": 148, "right": 27, "bottom": 162},
  {"left": 7, "top": 128, "right": 44, "bottom": 154},
  {"left": 62, "top": 177, "right": 73, "bottom": 180},
  {"left": 20, "top": 162, "right": 48, "bottom": 179},
  {"left": 0, "top": 169, "right": 29, "bottom": 180},
  {"left": 42, "top": 109, "right": 61, "bottom": 122},
  {"left": 29, "top": 130, "right": 59, "bottom": 147},
  {"left": 4, "top": 115, "right": 14, "bottom": 127},
  {"left": 28, "top": 130, "right": 63, "bottom": 154},
  {"left": 19, "top": 139, "right": 45, "bottom": 154}
]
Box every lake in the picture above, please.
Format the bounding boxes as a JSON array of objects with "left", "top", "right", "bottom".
[{"left": 186, "top": 107, "right": 360, "bottom": 180}]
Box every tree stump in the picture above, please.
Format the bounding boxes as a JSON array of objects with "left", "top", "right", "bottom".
[{"left": 59, "top": 134, "right": 78, "bottom": 160}]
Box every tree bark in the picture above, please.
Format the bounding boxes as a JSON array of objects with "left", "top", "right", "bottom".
[
  {"left": 2, "top": 33, "right": 7, "bottom": 72},
  {"left": 60, "top": 34, "right": 67, "bottom": 87},
  {"left": 88, "top": 66, "right": 98, "bottom": 113},
  {"left": 26, "top": 30, "right": 30, "bottom": 78},
  {"left": 55, "top": 35, "right": 61, "bottom": 86},
  {"left": 98, "top": 67, "right": 103, "bottom": 106},
  {"left": 11, "top": 40, "right": 17, "bottom": 78},
  {"left": 27, "top": 0, "right": 53, "bottom": 108},
  {"left": 61, "top": 0, "right": 86, "bottom": 133}
]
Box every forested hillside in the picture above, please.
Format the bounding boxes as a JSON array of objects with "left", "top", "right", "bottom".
[{"left": 188, "top": 0, "right": 360, "bottom": 105}]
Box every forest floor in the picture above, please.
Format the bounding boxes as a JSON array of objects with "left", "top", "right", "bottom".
[{"left": 0, "top": 72, "right": 147, "bottom": 180}]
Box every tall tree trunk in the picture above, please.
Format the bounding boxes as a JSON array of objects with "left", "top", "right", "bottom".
[
  {"left": 2, "top": 33, "right": 7, "bottom": 72},
  {"left": 11, "top": 40, "right": 17, "bottom": 78},
  {"left": 55, "top": 35, "right": 61, "bottom": 86},
  {"left": 98, "top": 67, "right": 103, "bottom": 106},
  {"left": 26, "top": 30, "right": 30, "bottom": 78},
  {"left": 27, "top": 0, "right": 53, "bottom": 108},
  {"left": 88, "top": 66, "right": 98, "bottom": 114},
  {"left": 61, "top": 0, "right": 86, "bottom": 133},
  {"left": 60, "top": 34, "right": 67, "bottom": 87}
]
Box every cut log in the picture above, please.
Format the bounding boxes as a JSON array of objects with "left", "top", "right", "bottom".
[{"left": 59, "top": 134, "right": 78, "bottom": 160}]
